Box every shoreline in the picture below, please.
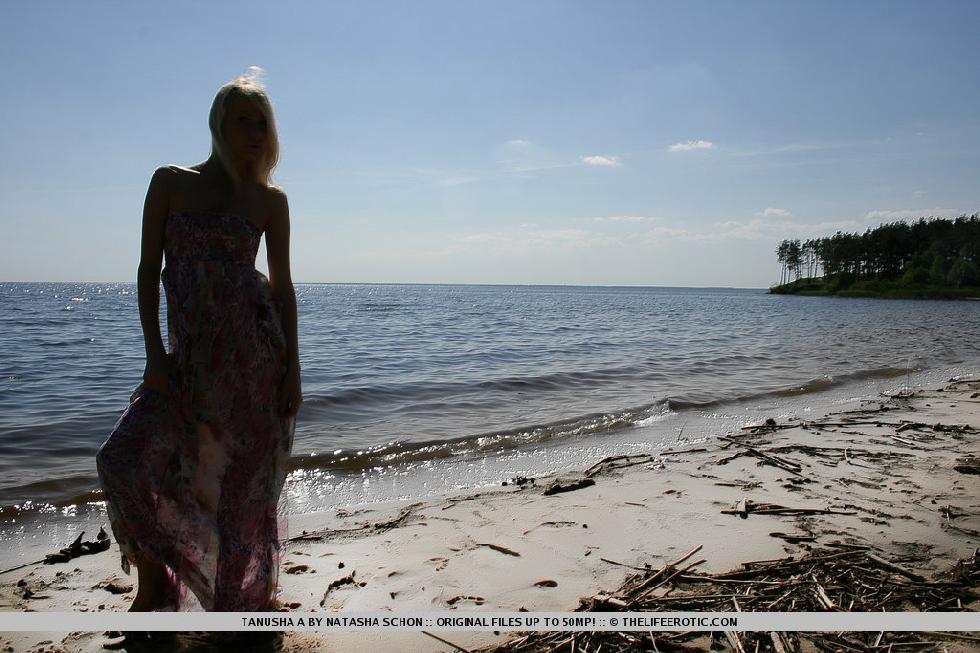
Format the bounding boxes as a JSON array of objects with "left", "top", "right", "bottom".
[
  {"left": 2, "top": 362, "right": 965, "bottom": 547},
  {"left": 769, "top": 278, "right": 980, "bottom": 300},
  {"left": 1, "top": 376, "right": 978, "bottom": 651}
]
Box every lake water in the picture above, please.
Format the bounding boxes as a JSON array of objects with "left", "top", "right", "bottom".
[{"left": 1, "top": 282, "right": 978, "bottom": 539}]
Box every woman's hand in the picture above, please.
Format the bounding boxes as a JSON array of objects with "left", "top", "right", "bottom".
[
  {"left": 142, "top": 353, "right": 173, "bottom": 397},
  {"left": 279, "top": 365, "right": 303, "bottom": 417}
]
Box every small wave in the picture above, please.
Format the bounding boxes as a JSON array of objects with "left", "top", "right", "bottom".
[
  {"left": 351, "top": 302, "right": 407, "bottom": 313},
  {"left": 289, "top": 400, "right": 673, "bottom": 473},
  {"left": 304, "top": 364, "right": 652, "bottom": 410},
  {"left": 0, "top": 361, "right": 937, "bottom": 516},
  {"left": 643, "top": 365, "right": 920, "bottom": 411},
  {"left": 774, "top": 367, "right": 913, "bottom": 397},
  {"left": 0, "top": 475, "right": 103, "bottom": 515}
]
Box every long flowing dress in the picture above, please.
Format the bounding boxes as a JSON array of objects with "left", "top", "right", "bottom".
[{"left": 96, "top": 209, "right": 295, "bottom": 612}]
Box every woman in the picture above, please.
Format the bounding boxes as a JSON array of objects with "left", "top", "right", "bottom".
[{"left": 96, "top": 68, "right": 302, "bottom": 613}]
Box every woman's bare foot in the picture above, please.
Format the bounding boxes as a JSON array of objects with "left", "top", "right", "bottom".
[
  {"left": 128, "top": 589, "right": 172, "bottom": 612},
  {"left": 128, "top": 552, "right": 175, "bottom": 612}
]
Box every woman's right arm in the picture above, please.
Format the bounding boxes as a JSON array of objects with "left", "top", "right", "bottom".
[{"left": 137, "top": 167, "right": 173, "bottom": 392}]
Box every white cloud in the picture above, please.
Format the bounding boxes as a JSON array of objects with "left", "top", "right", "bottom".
[
  {"left": 912, "top": 190, "right": 926, "bottom": 198},
  {"left": 446, "top": 206, "right": 966, "bottom": 259},
  {"left": 756, "top": 207, "right": 793, "bottom": 218},
  {"left": 642, "top": 226, "right": 692, "bottom": 244},
  {"left": 634, "top": 216, "right": 867, "bottom": 244},
  {"left": 507, "top": 139, "right": 530, "bottom": 146},
  {"left": 669, "top": 139, "right": 715, "bottom": 152},
  {"left": 865, "top": 208, "right": 964, "bottom": 222},
  {"left": 580, "top": 155, "right": 621, "bottom": 167},
  {"left": 706, "top": 218, "right": 867, "bottom": 241},
  {"left": 592, "top": 215, "right": 663, "bottom": 224},
  {"left": 447, "top": 226, "right": 621, "bottom": 254}
]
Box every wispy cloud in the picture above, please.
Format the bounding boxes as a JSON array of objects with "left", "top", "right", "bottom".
[
  {"left": 436, "top": 175, "right": 487, "bottom": 187},
  {"left": 865, "top": 208, "right": 965, "bottom": 221},
  {"left": 706, "top": 218, "right": 865, "bottom": 241},
  {"left": 635, "top": 216, "right": 867, "bottom": 244},
  {"left": 447, "top": 225, "right": 621, "bottom": 254},
  {"left": 506, "top": 139, "right": 530, "bottom": 146},
  {"left": 669, "top": 139, "right": 715, "bottom": 152},
  {"left": 580, "top": 155, "right": 621, "bottom": 167},
  {"left": 756, "top": 207, "right": 793, "bottom": 218},
  {"left": 592, "top": 215, "right": 663, "bottom": 224},
  {"left": 642, "top": 226, "right": 693, "bottom": 244}
]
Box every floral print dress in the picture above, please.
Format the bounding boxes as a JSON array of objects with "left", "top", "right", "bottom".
[{"left": 96, "top": 209, "right": 295, "bottom": 611}]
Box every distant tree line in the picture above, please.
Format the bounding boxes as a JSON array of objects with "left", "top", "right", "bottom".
[{"left": 775, "top": 214, "right": 980, "bottom": 288}]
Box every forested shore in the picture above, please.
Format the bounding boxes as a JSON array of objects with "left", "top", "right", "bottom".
[{"left": 770, "top": 214, "right": 980, "bottom": 298}]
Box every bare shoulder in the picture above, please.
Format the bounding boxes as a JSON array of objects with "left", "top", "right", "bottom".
[
  {"left": 158, "top": 164, "right": 199, "bottom": 187},
  {"left": 149, "top": 165, "right": 179, "bottom": 184},
  {"left": 263, "top": 186, "right": 290, "bottom": 226},
  {"left": 143, "top": 166, "right": 179, "bottom": 216},
  {"left": 148, "top": 165, "right": 195, "bottom": 196}
]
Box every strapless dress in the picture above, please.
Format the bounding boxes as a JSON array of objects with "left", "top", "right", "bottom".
[{"left": 96, "top": 209, "right": 295, "bottom": 611}]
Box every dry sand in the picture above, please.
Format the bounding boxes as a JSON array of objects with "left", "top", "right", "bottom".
[{"left": 2, "top": 376, "right": 978, "bottom": 652}]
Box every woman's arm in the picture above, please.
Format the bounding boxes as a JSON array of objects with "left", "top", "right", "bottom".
[
  {"left": 137, "top": 167, "right": 173, "bottom": 390},
  {"left": 265, "top": 189, "right": 302, "bottom": 416}
]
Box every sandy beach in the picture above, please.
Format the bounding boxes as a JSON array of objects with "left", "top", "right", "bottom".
[{"left": 2, "top": 376, "right": 978, "bottom": 652}]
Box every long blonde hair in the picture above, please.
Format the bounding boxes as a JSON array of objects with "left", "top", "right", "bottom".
[{"left": 208, "top": 66, "right": 281, "bottom": 189}]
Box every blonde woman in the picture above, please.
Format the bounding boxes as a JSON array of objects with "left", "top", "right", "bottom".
[{"left": 97, "top": 67, "right": 301, "bottom": 613}]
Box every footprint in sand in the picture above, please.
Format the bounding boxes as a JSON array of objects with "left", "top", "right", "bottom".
[
  {"left": 426, "top": 556, "right": 449, "bottom": 571},
  {"left": 282, "top": 562, "right": 314, "bottom": 574},
  {"left": 446, "top": 595, "right": 485, "bottom": 607}
]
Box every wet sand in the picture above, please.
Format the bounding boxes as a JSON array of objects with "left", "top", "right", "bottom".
[{"left": 2, "top": 376, "right": 978, "bottom": 652}]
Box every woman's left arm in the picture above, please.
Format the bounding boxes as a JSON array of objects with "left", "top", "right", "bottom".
[{"left": 266, "top": 189, "right": 302, "bottom": 416}]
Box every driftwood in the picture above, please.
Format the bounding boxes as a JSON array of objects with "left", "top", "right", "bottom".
[
  {"left": 542, "top": 477, "right": 596, "bottom": 495},
  {"left": 864, "top": 552, "right": 926, "bottom": 582},
  {"left": 475, "top": 546, "right": 980, "bottom": 653},
  {"left": 721, "top": 500, "right": 857, "bottom": 518},
  {"left": 43, "top": 528, "right": 111, "bottom": 564},
  {"left": 954, "top": 457, "right": 980, "bottom": 475},
  {"left": 1, "top": 528, "right": 113, "bottom": 576}
]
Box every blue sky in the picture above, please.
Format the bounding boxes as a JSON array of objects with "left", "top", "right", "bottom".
[{"left": 2, "top": 1, "right": 979, "bottom": 286}]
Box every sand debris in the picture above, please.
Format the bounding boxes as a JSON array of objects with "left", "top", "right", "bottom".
[
  {"left": 477, "top": 543, "right": 521, "bottom": 557},
  {"left": 477, "top": 545, "right": 980, "bottom": 652}
]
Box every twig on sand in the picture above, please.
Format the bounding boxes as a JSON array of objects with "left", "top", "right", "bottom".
[
  {"left": 477, "top": 543, "right": 521, "bottom": 557},
  {"left": 423, "top": 630, "right": 473, "bottom": 653},
  {"left": 600, "top": 557, "right": 656, "bottom": 572},
  {"left": 718, "top": 436, "right": 805, "bottom": 477},
  {"left": 584, "top": 455, "right": 655, "bottom": 478},
  {"left": 0, "top": 558, "right": 46, "bottom": 576},
  {"left": 864, "top": 552, "right": 926, "bottom": 582},
  {"left": 289, "top": 504, "right": 422, "bottom": 542}
]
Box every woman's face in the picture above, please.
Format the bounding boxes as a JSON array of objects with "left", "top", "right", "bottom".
[{"left": 221, "top": 94, "right": 268, "bottom": 165}]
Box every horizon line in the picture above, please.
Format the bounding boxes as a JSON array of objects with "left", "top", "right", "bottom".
[{"left": 0, "top": 280, "right": 770, "bottom": 291}]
